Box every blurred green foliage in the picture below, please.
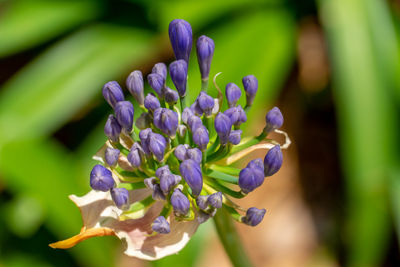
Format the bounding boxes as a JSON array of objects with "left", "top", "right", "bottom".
[{"left": 0, "top": 0, "right": 399, "bottom": 266}]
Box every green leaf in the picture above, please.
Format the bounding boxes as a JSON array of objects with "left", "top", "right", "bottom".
[
  {"left": 0, "top": 24, "right": 155, "bottom": 145},
  {"left": 0, "top": 0, "right": 100, "bottom": 57},
  {"left": 319, "top": 0, "right": 398, "bottom": 265}
]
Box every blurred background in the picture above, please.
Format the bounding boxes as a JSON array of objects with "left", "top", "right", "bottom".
[{"left": 0, "top": 0, "right": 399, "bottom": 266}]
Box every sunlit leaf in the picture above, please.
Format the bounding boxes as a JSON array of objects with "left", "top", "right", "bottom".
[{"left": 0, "top": 0, "right": 100, "bottom": 57}]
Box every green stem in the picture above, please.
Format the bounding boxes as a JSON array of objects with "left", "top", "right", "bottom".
[
  {"left": 209, "top": 165, "right": 241, "bottom": 176},
  {"left": 201, "top": 78, "right": 209, "bottom": 91},
  {"left": 205, "top": 169, "right": 238, "bottom": 184},
  {"left": 204, "top": 179, "right": 245, "bottom": 199},
  {"left": 213, "top": 207, "right": 253, "bottom": 267},
  {"left": 230, "top": 131, "right": 267, "bottom": 154}
]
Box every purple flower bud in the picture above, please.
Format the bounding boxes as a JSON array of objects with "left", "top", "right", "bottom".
[
  {"left": 169, "top": 59, "right": 188, "bottom": 97},
  {"left": 160, "top": 173, "right": 177, "bottom": 195},
  {"left": 225, "top": 83, "right": 241, "bottom": 108},
  {"left": 152, "top": 216, "right": 170, "bottom": 234},
  {"left": 247, "top": 158, "right": 264, "bottom": 172},
  {"left": 170, "top": 189, "right": 190, "bottom": 216},
  {"left": 186, "top": 148, "right": 202, "bottom": 164},
  {"left": 156, "top": 165, "right": 170, "bottom": 178},
  {"left": 110, "top": 187, "right": 129, "bottom": 210},
  {"left": 182, "top": 107, "right": 194, "bottom": 124},
  {"left": 197, "top": 210, "right": 212, "bottom": 224},
  {"left": 228, "top": 130, "right": 242, "bottom": 145},
  {"left": 126, "top": 70, "right": 144, "bottom": 105},
  {"left": 135, "top": 112, "right": 151, "bottom": 129},
  {"left": 264, "top": 145, "right": 283, "bottom": 177},
  {"left": 90, "top": 164, "right": 115, "bottom": 191},
  {"left": 104, "top": 115, "right": 121, "bottom": 142},
  {"left": 127, "top": 143, "right": 144, "bottom": 168},
  {"left": 208, "top": 192, "right": 222, "bottom": 209},
  {"left": 193, "top": 125, "right": 209, "bottom": 151},
  {"left": 152, "top": 184, "right": 166, "bottom": 201},
  {"left": 149, "top": 133, "right": 167, "bottom": 161},
  {"left": 139, "top": 128, "right": 152, "bottom": 155},
  {"left": 197, "top": 91, "right": 214, "bottom": 116},
  {"left": 177, "top": 124, "right": 187, "bottom": 138},
  {"left": 168, "top": 19, "right": 193, "bottom": 63},
  {"left": 105, "top": 147, "right": 120, "bottom": 167},
  {"left": 196, "top": 35, "right": 215, "bottom": 80},
  {"left": 152, "top": 63, "right": 167, "bottom": 81},
  {"left": 115, "top": 101, "right": 134, "bottom": 132},
  {"left": 190, "top": 100, "right": 203, "bottom": 116},
  {"left": 242, "top": 207, "right": 266, "bottom": 226},
  {"left": 214, "top": 112, "right": 232, "bottom": 145},
  {"left": 147, "top": 73, "right": 164, "bottom": 96},
  {"left": 238, "top": 167, "right": 264, "bottom": 194},
  {"left": 102, "top": 81, "right": 124, "bottom": 108},
  {"left": 179, "top": 159, "right": 203, "bottom": 196},
  {"left": 175, "top": 144, "right": 188, "bottom": 161},
  {"left": 265, "top": 107, "right": 284, "bottom": 133},
  {"left": 224, "top": 105, "right": 247, "bottom": 126},
  {"left": 144, "top": 93, "right": 161, "bottom": 112},
  {"left": 187, "top": 115, "right": 203, "bottom": 132},
  {"left": 144, "top": 177, "right": 156, "bottom": 189},
  {"left": 242, "top": 75, "right": 258, "bottom": 106},
  {"left": 196, "top": 195, "right": 209, "bottom": 210},
  {"left": 164, "top": 87, "right": 179, "bottom": 104},
  {"left": 153, "top": 108, "right": 179, "bottom": 137}
]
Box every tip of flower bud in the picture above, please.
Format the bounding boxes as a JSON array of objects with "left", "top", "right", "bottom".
[
  {"left": 110, "top": 187, "right": 130, "bottom": 210},
  {"left": 102, "top": 81, "right": 125, "bottom": 108},
  {"left": 115, "top": 101, "right": 134, "bottom": 133},
  {"left": 149, "top": 133, "right": 167, "bottom": 161},
  {"left": 264, "top": 145, "right": 283, "bottom": 177},
  {"left": 153, "top": 108, "right": 179, "bottom": 137},
  {"left": 152, "top": 216, "right": 171, "bottom": 234},
  {"left": 169, "top": 60, "right": 188, "bottom": 97},
  {"left": 214, "top": 112, "right": 232, "bottom": 145},
  {"left": 169, "top": 19, "right": 193, "bottom": 63},
  {"left": 228, "top": 130, "right": 242, "bottom": 145},
  {"left": 241, "top": 207, "right": 266, "bottom": 226},
  {"left": 197, "top": 91, "right": 215, "bottom": 116},
  {"left": 179, "top": 159, "right": 203, "bottom": 196},
  {"left": 186, "top": 148, "right": 202, "bottom": 164},
  {"left": 164, "top": 87, "right": 179, "bottom": 104},
  {"left": 105, "top": 147, "right": 120, "bottom": 167},
  {"left": 152, "top": 63, "right": 168, "bottom": 80},
  {"left": 148, "top": 73, "right": 165, "bottom": 96},
  {"left": 193, "top": 125, "right": 209, "bottom": 151},
  {"left": 174, "top": 144, "right": 188, "bottom": 161},
  {"left": 208, "top": 192, "right": 222, "bottom": 209},
  {"left": 126, "top": 70, "right": 144, "bottom": 105},
  {"left": 225, "top": 83, "right": 241, "bottom": 108},
  {"left": 144, "top": 93, "right": 161, "bottom": 112},
  {"left": 196, "top": 35, "right": 215, "bottom": 80},
  {"left": 238, "top": 167, "right": 264, "bottom": 194},
  {"left": 104, "top": 115, "right": 121, "bottom": 142},
  {"left": 265, "top": 107, "right": 284, "bottom": 133},
  {"left": 196, "top": 195, "right": 209, "bottom": 210},
  {"left": 171, "top": 189, "right": 190, "bottom": 217},
  {"left": 224, "top": 105, "right": 247, "bottom": 127},
  {"left": 127, "top": 143, "right": 144, "bottom": 168},
  {"left": 242, "top": 75, "right": 258, "bottom": 107},
  {"left": 90, "top": 164, "right": 115, "bottom": 191}
]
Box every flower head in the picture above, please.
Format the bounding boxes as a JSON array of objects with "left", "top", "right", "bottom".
[{"left": 51, "top": 18, "right": 291, "bottom": 261}]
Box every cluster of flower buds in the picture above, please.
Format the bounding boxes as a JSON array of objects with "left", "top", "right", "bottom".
[
  {"left": 50, "top": 18, "right": 291, "bottom": 261},
  {"left": 89, "top": 19, "right": 290, "bottom": 235}
]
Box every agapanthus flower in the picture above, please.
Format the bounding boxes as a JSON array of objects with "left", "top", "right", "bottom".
[{"left": 50, "top": 18, "right": 291, "bottom": 261}]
